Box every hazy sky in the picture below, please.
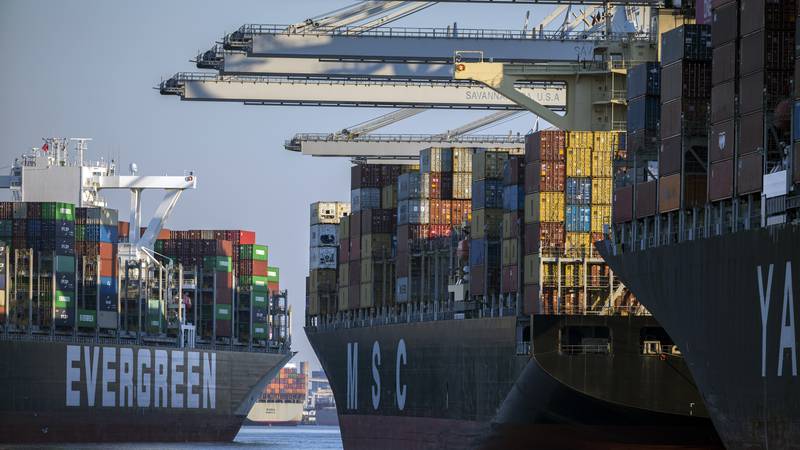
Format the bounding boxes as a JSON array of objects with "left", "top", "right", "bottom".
[{"left": 0, "top": 0, "right": 548, "bottom": 368}]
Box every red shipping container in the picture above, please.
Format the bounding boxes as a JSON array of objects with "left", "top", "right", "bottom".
[
  {"left": 658, "top": 174, "right": 682, "bottom": 213},
  {"left": 362, "top": 209, "right": 396, "bottom": 234},
  {"left": 349, "top": 260, "right": 361, "bottom": 285},
  {"left": 635, "top": 181, "right": 658, "bottom": 219},
  {"left": 268, "top": 282, "right": 279, "bottom": 294},
  {"left": 428, "top": 224, "right": 452, "bottom": 238},
  {"left": 526, "top": 161, "right": 566, "bottom": 193},
  {"left": 396, "top": 251, "right": 409, "bottom": 277},
  {"left": 429, "top": 199, "right": 452, "bottom": 225},
  {"left": 118, "top": 221, "right": 130, "bottom": 239},
  {"left": 737, "top": 153, "right": 764, "bottom": 195},
  {"left": 216, "top": 321, "right": 232, "bottom": 338},
  {"left": 709, "top": 158, "right": 734, "bottom": 201},
  {"left": 738, "top": 111, "right": 764, "bottom": 156},
  {"left": 427, "top": 172, "right": 453, "bottom": 199},
  {"left": 348, "top": 283, "right": 360, "bottom": 310},
  {"left": 659, "top": 135, "right": 682, "bottom": 176},
  {"left": 712, "top": 42, "right": 737, "bottom": 85},
  {"left": 239, "top": 259, "right": 268, "bottom": 276},
  {"left": 349, "top": 212, "right": 362, "bottom": 239},
  {"left": 397, "top": 224, "right": 429, "bottom": 245},
  {"left": 524, "top": 222, "right": 565, "bottom": 254},
  {"left": 349, "top": 237, "right": 361, "bottom": 261},
  {"left": 503, "top": 156, "right": 525, "bottom": 186},
  {"left": 709, "top": 120, "right": 736, "bottom": 162},
  {"left": 501, "top": 265, "right": 519, "bottom": 293},
  {"left": 525, "top": 130, "right": 566, "bottom": 162},
  {"left": 451, "top": 200, "right": 471, "bottom": 225},
  {"left": 471, "top": 264, "right": 486, "bottom": 295},
  {"left": 613, "top": 185, "right": 633, "bottom": 224},
  {"left": 339, "top": 238, "right": 350, "bottom": 263}
]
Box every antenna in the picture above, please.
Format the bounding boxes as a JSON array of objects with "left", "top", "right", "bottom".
[{"left": 70, "top": 138, "right": 92, "bottom": 166}]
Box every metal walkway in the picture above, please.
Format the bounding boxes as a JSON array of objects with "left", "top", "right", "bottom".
[
  {"left": 285, "top": 133, "right": 525, "bottom": 158},
  {"left": 221, "top": 24, "right": 651, "bottom": 63},
  {"left": 159, "top": 73, "right": 567, "bottom": 110}
]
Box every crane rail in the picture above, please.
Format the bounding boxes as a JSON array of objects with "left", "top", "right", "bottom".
[{"left": 288, "top": 133, "right": 526, "bottom": 144}]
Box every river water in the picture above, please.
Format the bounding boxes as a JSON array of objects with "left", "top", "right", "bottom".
[{"left": 6, "top": 426, "right": 344, "bottom": 450}]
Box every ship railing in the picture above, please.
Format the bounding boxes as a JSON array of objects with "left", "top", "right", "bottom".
[
  {"left": 560, "top": 343, "right": 611, "bottom": 354},
  {"left": 0, "top": 329, "right": 290, "bottom": 354}
]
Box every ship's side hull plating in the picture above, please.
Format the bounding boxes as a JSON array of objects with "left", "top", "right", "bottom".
[
  {"left": 599, "top": 222, "right": 800, "bottom": 449},
  {"left": 306, "top": 315, "right": 721, "bottom": 449},
  {"left": 0, "top": 338, "right": 290, "bottom": 443}
]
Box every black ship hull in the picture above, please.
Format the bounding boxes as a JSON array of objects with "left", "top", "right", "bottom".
[
  {"left": 306, "top": 315, "right": 721, "bottom": 449},
  {"left": 0, "top": 337, "right": 291, "bottom": 443},
  {"left": 599, "top": 222, "right": 800, "bottom": 449}
]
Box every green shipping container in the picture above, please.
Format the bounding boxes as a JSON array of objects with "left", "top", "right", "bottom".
[
  {"left": 215, "top": 304, "right": 232, "bottom": 320},
  {"left": 55, "top": 290, "right": 74, "bottom": 308},
  {"left": 78, "top": 309, "right": 97, "bottom": 327},
  {"left": 147, "top": 299, "right": 163, "bottom": 331},
  {"left": 240, "top": 275, "right": 269, "bottom": 291},
  {"left": 267, "top": 267, "right": 280, "bottom": 283},
  {"left": 204, "top": 256, "right": 232, "bottom": 272},
  {"left": 55, "top": 255, "right": 76, "bottom": 273},
  {"left": 240, "top": 244, "right": 269, "bottom": 261},
  {"left": 253, "top": 322, "right": 269, "bottom": 338},
  {"left": 252, "top": 292, "right": 268, "bottom": 307},
  {"left": 42, "top": 202, "right": 75, "bottom": 221}
]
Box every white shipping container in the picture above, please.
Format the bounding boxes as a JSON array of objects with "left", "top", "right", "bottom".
[
  {"left": 396, "top": 276, "right": 409, "bottom": 303},
  {"left": 311, "top": 201, "right": 347, "bottom": 225},
  {"left": 310, "top": 246, "right": 338, "bottom": 270},
  {"left": 310, "top": 224, "right": 339, "bottom": 247}
]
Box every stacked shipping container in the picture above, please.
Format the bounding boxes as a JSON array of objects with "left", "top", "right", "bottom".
[
  {"left": 659, "top": 24, "right": 711, "bottom": 214},
  {"left": 75, "top": 207, "right": 119, "bottom": 329},
  {"left": 308, "top": 201, "right": 349, "bottom": 316},
  {"left": 471, "top": 148, "right": 508, "bottom": 298},
  {"left": 501, "top": 155, "right": 524, "bottom": 295}
]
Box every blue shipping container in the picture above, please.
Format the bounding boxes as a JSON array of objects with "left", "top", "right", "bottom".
[
  {"left": 566, "top": 178, "right": 592, "bottom": 205},
  {"left": 565, "top": 205, "right": 592, "bottom": 232},
  {"left": 99, "top": 225, "right": 118, "bottom": 243},
  {"left": 472, "top": 180, "right": 503, "bottom": 210},
  {"left": 420, "top": 147, "right": 453, "bottom": 173},
  {"left": 502, "top": 185, "right": 524, "bottom": 211},
  {"left": 469, "top": 239, "right": 501, "bottom": 267},
  {"left": 99, "top": 294, "right": 117, "bottom": 312},
  {"left": 56, "top": 272, "right": 75, "bottom": 291},
  {"left": 397, "top": 172, "right": 422, "bottom": 200},
  {"left": 99, "top": 276, "right": 117, "bottom": 295},
  {"left": 627, "top": 96, "right": 660, "bottom": 132}
]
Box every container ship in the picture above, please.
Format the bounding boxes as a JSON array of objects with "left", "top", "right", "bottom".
[
  {"left": 0, "top": 139, "right": 292, "bottom": 444},
  {"left": 597, "top": 1, "right": 800, "bottom": 448},
  {"left": 246, "top": 362, "right": 308, "bottom": 426},
  {"left": 305, "top": 138, "right": 722, "bottom": 447}
]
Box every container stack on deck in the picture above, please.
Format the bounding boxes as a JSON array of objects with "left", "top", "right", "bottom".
[
  {"left": 0, "top": 202, "right": 77, "bottom": 330},
  {"left": 659, "top": 24, "right": 711, "bottom": 219},
  {"left": 75, "top": 206, "right": 119, "bottom": 329},
  {"left": 307, "top": 201, "right": 349, "bottom": 317},
  {"left": 521, "top": 131, "right": 619, "bottom": 314},
  {"left": 471, "top": 149, "right": 508, "bottom": 300},
  {"left": 306, "top": 142, "right": 622, "bottom": 323}
]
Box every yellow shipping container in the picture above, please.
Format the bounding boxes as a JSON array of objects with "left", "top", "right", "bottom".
[
  {"left": 502, "top": 238, "right": 519, "bottom": 266},
  {"left": 472, "top": 209, "right": 504, "bottom": 239},
  {"left": 524, "top": 192, "right": 565, "bottom": 223},
  {"left": 568, "top": 131, "right": 594, "bottom": 149},
  {"left": 566, "top": 147, "right": 592, "bottom": 177},
  {"left": 593, "top": 131, "right": 618, "bottom": 151},
  {"left": 542, "top": 262, "right": 558, "bottom": 286},
  {"left": 338, "top": 286, "right": 349, "bottom": 311},
  {"left": 565, "top": 232, "right": 592, "bottom": 257},
  {"left": 360, "top": 283, "right": 374, "bottom": 309},
  {"left": 591, "top": 205, "right": 612, "bottom": 233},
  {"left": 591, "top": 177, "right": 613, "bottom": 205},
  {"left": 591, "top": 150, "right": 613, "bottom": 178},
  {"left": 562, "top": 262, "right": 586, "bottom": 287}
]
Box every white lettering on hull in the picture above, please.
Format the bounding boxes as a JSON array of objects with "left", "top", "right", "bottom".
[
  {"left": 758, "top": 260, "right": 798, "bottom": 377},
  {"left": 64, "top": 346, "right": 216, "bottom": 409}
]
